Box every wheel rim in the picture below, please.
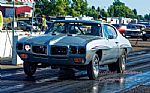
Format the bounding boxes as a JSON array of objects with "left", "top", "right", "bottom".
[
  {"left": 92, "top": 54, "right": 99, "bottom": 77},
  {"left": 121, "top": 53, "right": 126, "bottom": 71}
]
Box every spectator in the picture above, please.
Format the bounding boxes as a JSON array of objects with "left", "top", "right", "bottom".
[
  {"left": 0, "top": 11, "right": 3, "bottom": 31},
  {"left": 41, "top": 15, "right": 47, "bottom": 32}
]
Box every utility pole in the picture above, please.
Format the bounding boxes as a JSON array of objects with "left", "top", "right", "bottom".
[{"left": 12, "top": 0, "right": 17, "bottom": 65}]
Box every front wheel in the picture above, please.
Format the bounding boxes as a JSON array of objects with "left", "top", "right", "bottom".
[
  {"left": 142, "top": 36, "right": 147, "bottom": 41},
  {"left": 23, "top": 62, "right": 37, "bottom": 76},
  {"left": 87, "top": 54, "right": 99, "bottom": 80}
]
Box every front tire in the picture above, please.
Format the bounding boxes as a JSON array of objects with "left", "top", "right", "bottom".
[
  {"left": 87, "top": 54, "right": 99, "bottom": 80},
  {"left": 23, "top": 62, "right": 37, "bottom": 76},
  {"left": 142, "top": 36, "right": 147, "bottom": 41}
]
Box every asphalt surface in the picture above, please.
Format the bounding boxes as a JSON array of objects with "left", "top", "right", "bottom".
[{"left": 0, "top": 38, "right": 150, "bottom": 93}]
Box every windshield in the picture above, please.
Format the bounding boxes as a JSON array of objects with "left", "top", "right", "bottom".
[{"left": 45, "top": 22, "right": 102, "bottom": 36}]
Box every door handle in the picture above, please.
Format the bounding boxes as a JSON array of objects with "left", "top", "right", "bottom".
[{"left": 115, "top": 42, "right": 119, "bottom": 44}]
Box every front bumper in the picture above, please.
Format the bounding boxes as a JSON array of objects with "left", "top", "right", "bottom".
[
  {"left": 17, "top": 53, "right": 87, "bottom": 66},
  {"left": 143, "top": 34, "right": 150, "bottom": 37}
]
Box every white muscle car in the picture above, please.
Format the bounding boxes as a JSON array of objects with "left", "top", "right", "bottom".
[{"left": 16, "top": 20, "right": 132, "bottom": 79}]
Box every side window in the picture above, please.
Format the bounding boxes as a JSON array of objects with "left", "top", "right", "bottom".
[
  {"left": 107, "top": 25, "right": 117, "bottom": 38},
  {"left": 103, "top": 25, "right": 109, "bottom": 38},
  {"left": 103, "top": 25, "right": 117, "bottom": 39}
]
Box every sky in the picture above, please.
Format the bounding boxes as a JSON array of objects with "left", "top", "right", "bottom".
[
  {"left": 0, "top": 0, "right": 149, "bottom": 16},
  {"left": 87, "top": 0, "right": 150, "bottom": 16}
]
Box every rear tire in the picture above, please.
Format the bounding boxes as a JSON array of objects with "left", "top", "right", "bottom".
[
  {"left": 116, "top": 49, "right": 127, "bottom": 73},
  {"left": 108, "top": 49, "right": 126, "bottom": 73},
  {"left": 87, "top": 54, "right": 99, "bottom": 80},
  {"left": 23, "top": 62, "right": 37, "bottom": 76}
]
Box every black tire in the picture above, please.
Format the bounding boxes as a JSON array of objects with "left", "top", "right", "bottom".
[
  {"left": 116, "top": 49, "right": 127, "bottom": 73},
  {"left": 58, "top": 68, "right": 75, "bottom": 79},
  {"left": 87, "top": 54, "right": 99, "bottom": 80},
  {"left": 23, "top": 62, "right": 37, "bottom": 76},
  {"left": 142, "top": 36, "right": 147, "bottom": 41},
  {"left": 108, "top": 49, "right": 127, "bottom": 73},
  {"left": 26, "top": 27, "right": 31, "bottom": 31}
]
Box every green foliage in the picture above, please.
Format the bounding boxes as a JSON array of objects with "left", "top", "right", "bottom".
[
  {"left": 100, "top": 9, "right": 108, "bottom": 17},
  {"left": 144, "top": 14, "right": 150, "bottom": 21},
  {"left": 137, "top": 15, "right": 144, "bottom": 21},
  {"left": 70, "top": 0, "right": 88, "bottom": 17},
  {"left": 6, "top": 0, "right": 149, "bottom": 21},
  {"left": 86, "top": 7, "right": 98, "bottom": 20},
  {"left": 55, "top": 0, "right": 70, "bottom": 16},
  {"left": 108, "top": 0, "right": 135, "bottom": 18}
]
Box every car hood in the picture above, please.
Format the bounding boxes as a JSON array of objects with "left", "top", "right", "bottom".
[{"left": 19, "top": 34, "right": 100, "bottom": 46}]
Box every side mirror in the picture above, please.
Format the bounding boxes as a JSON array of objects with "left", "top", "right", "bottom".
[{"left": 108, "top": 35, "right": 114, "bottom": 39}]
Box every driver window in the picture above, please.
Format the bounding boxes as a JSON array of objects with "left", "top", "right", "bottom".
[{"left": 103, "top": 25, "right": 117, "bottom": 39}]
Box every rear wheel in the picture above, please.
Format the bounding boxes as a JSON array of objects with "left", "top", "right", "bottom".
[
  {"left": 116, "top": 49, "right": 127, "bottom": 73},
  {"left": 23, "top": 62, "right": 37, "bottom": 76},
  {"left": 108, "top": 49, "right": 126, "bottom": 73},
  {"left": 87, "top": 54, "right": 99, "bottom": 80}
]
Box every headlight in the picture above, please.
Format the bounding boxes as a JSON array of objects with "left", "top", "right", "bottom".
[
  {"left": 78, "top": 47, "right": 86, "bottom": 54},
  {"left": 70, "top": 46, "right": 86, "bottom": 54},
  {"left": 142, "top": 31, "right": 146, "bottom": 34},
  {"left": 24, "top": 44, "right": 31, "bottom": 51},
  {"left": 70, "top": 46, "right": 77, "bottom": 54}
]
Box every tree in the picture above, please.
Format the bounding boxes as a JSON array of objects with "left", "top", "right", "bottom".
[
  {"left": 113, "top": 0, "right": 125, "bottom": 6},
  {"left": 144, "top": 14, "right": 150, "bottom": 21},
  {"left": 137, "top": 15, "right": 144, "bottom": 21},
  {"left": 80, "top": 0, "right": 88, "bottom": 16},
  {"left": 92, "top": 6, "right": 95, "bottom": 10},
  {"left": 107, "top": 0, "right": 135, "bottom": 18},
  {"left": 70, "top": 0, "right": 88, "bottom": 17},
  {"left": 133, "top": 9, "right": 137, "bottom": 16},
  {"left": 97, "top": 7, "right": 100, "bottom": 13},
  {"left": 54, "top": 0, "right": 70, "bottom": 16},
  {"left": 87, "top": 7, "right": 99, "bottom": 19},
  {"left": 100, "top": 9, "right": 108, "bottom": 17},
  {"left": 70, "top": 0, "right": 82, "bottom": 17}
]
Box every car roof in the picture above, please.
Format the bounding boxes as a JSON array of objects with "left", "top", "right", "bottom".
[{"left": 54, "top": 20, "right": 103, "bottom": 24}]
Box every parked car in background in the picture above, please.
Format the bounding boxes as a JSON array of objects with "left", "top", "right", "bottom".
[
  {"left": 137, "top": 22, "right": 150, "bottom": 28},
  {"left": 142, "top": 27, "right": 150, "bottom": 41},
  {"left": 5, "top": 21, "right": 39, "bottom": 31},
  {"left": 16, "top": 20, "right": 132, "bottom": 80},
  {"left": 17, "top": 20, "right": 39, "bottom": 31},
  {"left": 137, "top": 22, "right": 150, "bottom": 41},
  {"left": 17, "top": 21, "right": 33, "bottom": 31},
  {"left": 125, "top": 24, "right": 146, "bottom": 37},
  {"left": 112, "top": 24, "right": 127, "bottom": 36}
]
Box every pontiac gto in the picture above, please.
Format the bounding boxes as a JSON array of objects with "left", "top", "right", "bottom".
[{"left": 16, "top": 20, "right": 132, "bottom": 79}]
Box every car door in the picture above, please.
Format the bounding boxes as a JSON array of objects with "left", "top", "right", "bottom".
[{"left": 101, "top": 24, "right": 119, "bottom": 63}]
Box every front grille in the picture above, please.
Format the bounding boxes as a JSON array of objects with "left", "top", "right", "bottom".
[
  {"left": 51, "top": 46, "right": 68, "bottom": 55},
  {"left": 32, "top": 45, "right": 47, "bottom": 54}
]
